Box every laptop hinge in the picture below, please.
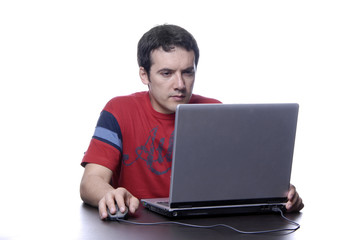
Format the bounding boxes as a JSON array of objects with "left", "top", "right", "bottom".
[{"left": 170, "top": 197, "right": 287, "bottom": 209}]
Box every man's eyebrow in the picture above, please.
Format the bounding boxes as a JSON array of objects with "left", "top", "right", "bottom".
[
  {"left": 157, "top": 68, "right": 173, "bottom": 73},
  {"left": 157, "top": 67, "right": 195, "bottom": 73},
  {"left": 182, "top": 66, "right": 195, "bottom": 72}
]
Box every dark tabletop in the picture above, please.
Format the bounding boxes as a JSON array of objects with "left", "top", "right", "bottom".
[{"left": 78, "top": 203, "right": 302, "bottom": 240}]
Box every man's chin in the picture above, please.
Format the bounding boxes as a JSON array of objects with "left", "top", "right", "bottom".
[
  {"left": 172, "top": 99, "right": 190, "bottom": 112},
  {"left": 163, "top": 97, "right": 191, "bottom": 113}
]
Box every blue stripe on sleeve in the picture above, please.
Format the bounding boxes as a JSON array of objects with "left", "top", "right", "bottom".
[
  {"left": 92, "top": 110, "right": 123, "bottom": 152},
  {"left": 93, "top": 127, "right": 122, "bottom": 151}
]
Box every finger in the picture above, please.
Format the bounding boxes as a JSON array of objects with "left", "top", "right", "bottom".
[
  {"left": 286, "top": 201, "right": 292, "bottom": 211},
  {"left": 123, "top": 189, "right": 137, "bottom": 213},
  {"left": 114, "top": 188, "right": 127, "bottom": 213},
  {"left": 290, "top": 190, "right": 299, "bottom": 205},
  {"left": 121, "top": 188, "right": 139, "bottom": 214},
  {"left": 287, "top": 184, "right": 296, "bottom": 200},
  {"left": 286, "top": 193, "right": 297, "bottom": 211},
  {"left": 128, "top": 196, "right": 140, "bottom": 214},
  {"left": 104, "top": 192, "right": 117, "bottom": 214},
  {"left": 98, "top": 198, "right": 108, "bottom": 220}
]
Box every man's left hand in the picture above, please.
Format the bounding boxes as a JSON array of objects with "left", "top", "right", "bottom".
[{"left": 286, "top": 184, "right": 304, "bottom": 212}]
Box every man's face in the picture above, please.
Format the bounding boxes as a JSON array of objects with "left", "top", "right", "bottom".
[{"left": 140, "top": 47, "right": 196, "bottom": 114}]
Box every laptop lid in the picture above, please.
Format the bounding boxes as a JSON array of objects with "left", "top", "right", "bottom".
[{"left": 169, "top": 103, "right": 298, "bottom": 208}]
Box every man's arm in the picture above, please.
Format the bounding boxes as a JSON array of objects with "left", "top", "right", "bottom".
[{"left": 80, "top": 163, "right": 139, "bottom": 219}]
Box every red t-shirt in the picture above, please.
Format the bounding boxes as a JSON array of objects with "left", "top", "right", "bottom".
[{"left": 82, "top": 91, "right": 221, "bottom": 199}]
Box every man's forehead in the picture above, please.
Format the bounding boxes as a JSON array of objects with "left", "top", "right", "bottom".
[{"left": 150, "top": 46, "right": 195, "bottom": 69}]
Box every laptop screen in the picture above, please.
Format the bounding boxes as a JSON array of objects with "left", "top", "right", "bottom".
[{"left": 169, "top": 104, "right": 298, "bottom": 208}]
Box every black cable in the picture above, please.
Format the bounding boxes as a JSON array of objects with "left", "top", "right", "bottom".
[{"left": 115, "top": 208, "right": 300, "bottom": 234}]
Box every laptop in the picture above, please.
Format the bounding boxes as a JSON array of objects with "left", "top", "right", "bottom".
[{"left": 141, "top": 103, "right": 299, "bottom": 217}]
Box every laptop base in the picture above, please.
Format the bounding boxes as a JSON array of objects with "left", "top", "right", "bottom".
[{"left": 141, "top": 199, "right": 286, "bottom": 218}]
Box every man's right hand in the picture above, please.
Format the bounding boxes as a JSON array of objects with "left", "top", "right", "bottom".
[
  {"left": 80, "top": 163, "right": 140, "bottom": 220},
  {"left": 98, "top": 187, "right": 140, "bottom": 219}
]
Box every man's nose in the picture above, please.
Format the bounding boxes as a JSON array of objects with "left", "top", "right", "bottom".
[{"left": 174, "top": 73, "right": 185, "bottom": 90}]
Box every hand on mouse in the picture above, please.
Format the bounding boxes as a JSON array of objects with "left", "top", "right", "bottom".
[
  {"left": 106, "top": 204, "right": 129, "bottom": 220},
  {"left": 98, "top": 187, "right": 140, "bottom": 220}
]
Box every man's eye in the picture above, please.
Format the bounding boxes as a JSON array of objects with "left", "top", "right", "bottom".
[
  {"left": 183, "top": 70, "right": 195, "bottom": 76},
  {"left": 161, "top": 71, "right": 172, "bottom": 77}
]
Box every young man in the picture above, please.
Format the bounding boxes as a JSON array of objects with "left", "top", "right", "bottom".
[{"left": 80, "top": 24, "right": 304, "bottom": 219}]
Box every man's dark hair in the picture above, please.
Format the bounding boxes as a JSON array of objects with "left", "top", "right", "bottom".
[{"left": 137, "top": 24, "right": 200, "bottom": 74}]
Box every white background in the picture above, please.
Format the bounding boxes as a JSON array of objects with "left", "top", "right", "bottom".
[{"left": 1, "top": 0, "right": 358, "bottom": 238}]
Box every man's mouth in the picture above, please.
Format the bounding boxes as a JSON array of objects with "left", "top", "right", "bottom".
[{"left": 170, "top": 95, "right": 186, "bottom": 101}]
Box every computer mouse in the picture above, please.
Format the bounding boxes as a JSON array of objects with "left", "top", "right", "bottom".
[{"left": 107, "top": 204, "right": 129, "bottom": 220}]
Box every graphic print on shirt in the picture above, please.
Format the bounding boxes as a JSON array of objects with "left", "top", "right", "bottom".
[{"left": 123, "top": 127, "right": 173, "bottom": 175}]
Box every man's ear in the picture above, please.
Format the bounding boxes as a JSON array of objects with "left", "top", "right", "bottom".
[{"left": 139, "top": 67, "right": 150, "bottom": 85}]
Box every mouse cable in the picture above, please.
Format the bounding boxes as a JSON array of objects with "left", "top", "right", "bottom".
[{"left": 116, "top": 208, "right": 300, "bottom": 234}]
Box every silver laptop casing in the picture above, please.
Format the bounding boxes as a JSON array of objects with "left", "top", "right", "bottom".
[{"left": 142, "top": 103, "right": 299, "bottom": 217}]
